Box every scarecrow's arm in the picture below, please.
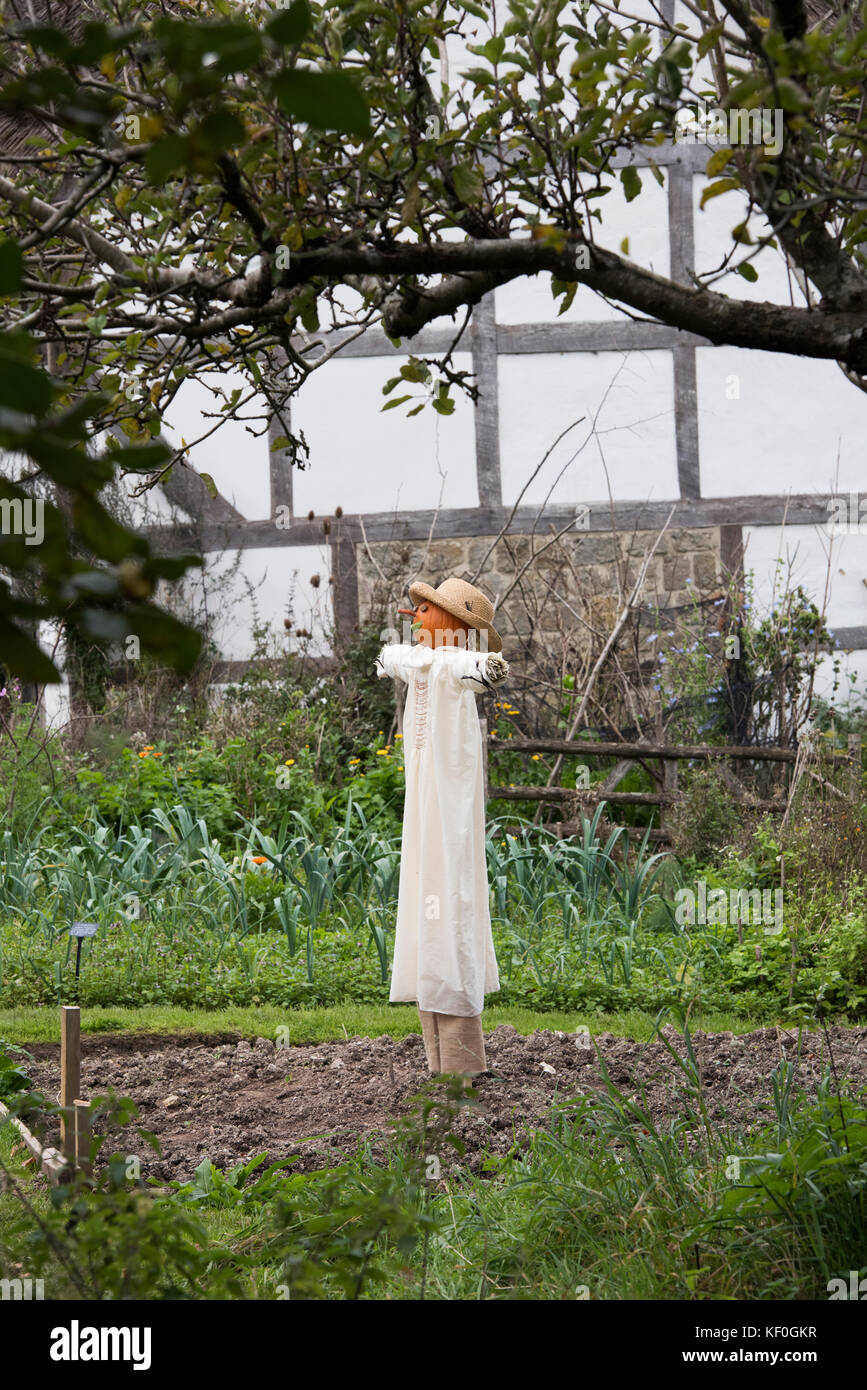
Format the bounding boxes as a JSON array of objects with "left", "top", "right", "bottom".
[
  {"left": 375, "top": 642, "right": 432, "bottom": 684},
  {"left": 447, "top": 651, "right": 510, "bottom": 695}
]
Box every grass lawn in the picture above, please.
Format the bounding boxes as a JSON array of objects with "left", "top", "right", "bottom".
[{"left": 0, "top": 1002, "right": 775, "bottom": 1046}]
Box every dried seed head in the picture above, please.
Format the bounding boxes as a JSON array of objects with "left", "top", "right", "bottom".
[
  {"left": 307, "top": 509, "right": 315, "bottom": 521},
  {"left": 310, "top": 573, "right": 321, "bottom": 588},
  {"left": 335, "top": 505, "right": 343, "bottom": 518}
]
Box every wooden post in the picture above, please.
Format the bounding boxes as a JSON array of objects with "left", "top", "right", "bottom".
[
  {"left": 848, "top": 733, "right": 861, "bottom": 801},
  {"left": 74, "top": 1099, "right": 91, "bottom": 1176},
  {"left": 661, "top": 758, "right": 678, "bottom": 833},
  {"left": 480, "top": 717, "right": 489, "bottom": 808},
  {"left": 60, "top": 1006, "right": 80, "bottom": 1163}
]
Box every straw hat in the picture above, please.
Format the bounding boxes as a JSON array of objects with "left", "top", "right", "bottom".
[{"left": 408, "top": 576, "right": 502, "bottom": 653}]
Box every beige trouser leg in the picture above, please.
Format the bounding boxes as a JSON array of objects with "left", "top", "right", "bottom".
[
  {"left": 418, "top": 1008, "right": 441, "bottom": 1073},
  {"left": 435, "top": 1013, "right": 486, "bottom": 1076}
]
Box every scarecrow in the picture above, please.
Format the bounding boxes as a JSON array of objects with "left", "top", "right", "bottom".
[{"left": 376, "top": 577, "right": 509, "bottom": 1078}]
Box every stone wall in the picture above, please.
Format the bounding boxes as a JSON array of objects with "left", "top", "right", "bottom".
[{"left": 356, "top": 526, "right": 724, "bottom": 653}]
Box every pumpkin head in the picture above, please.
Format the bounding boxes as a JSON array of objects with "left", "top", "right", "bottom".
[{"left": 397, "top": 599, "right": 471, "bottom": 649}]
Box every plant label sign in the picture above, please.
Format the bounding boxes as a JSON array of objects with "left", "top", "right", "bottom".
[{"left": 70, "top": 923, "right": 98, "bottom": 938}]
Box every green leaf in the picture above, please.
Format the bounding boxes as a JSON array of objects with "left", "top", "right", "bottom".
[
  {"left": 620, "top": 165, "right": 641, "bottom": 202},
  {"left": 125, "top": 604, "right": 202, "bottom": 672},
  {"left": 73, "top": 496, "right": 143, "bottom": 563},
  {"left": 272, "top": 69, "right": 370, "bottom": 136},
  {"left": 736, "top": 262, "right": 759, "bottom": 282},
  {"left": 706, "top": 146, "right": 734, "bottom": 177},
  {"left": 198, "top": 471, "right": 218, "bottom": 499},
  {"left": 0, "top": 347, "right": 53, "bottom": 416},
  {"left": 700, "top": 177, "right": 741, "bottom": 209},
  {"left": 197, "top": 110, "right": 246, "bottom": 154},
  {"left": 452, "top": 161, "right": 484, "bottom": 204},
  {"left": 0, "top": 617, "right": 59, "bottom": 682},
  {"left": 381, "top": 395, "right": 412, "bottom": 411},
  {"left": 482, "top": 35, "right": 506, "bottom": 64},
  {"left": 267, "top": 0, "right": 311, "bottom": 45},
  {"left": 108, "top": 441, "right": 171, "bottom": 473},
  {"left": 145, "top": 135, "right": 189, "bottom": 183},
  {"left": 0, "top": 240, "right": 23, "bottom": 294},
  {"left": 697, "top": 24, "right": 724, "bottom": 57}
]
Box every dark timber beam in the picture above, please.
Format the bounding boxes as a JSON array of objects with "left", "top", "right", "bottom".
[
  {"left": 471, "top": 292, "right": 502, "bottom": 508},
  {"left": 148, "top": 494, "right": 842, "bottom": 552},
  {"left": 667, "top": 149, "right": 701, "bottom": 499}
]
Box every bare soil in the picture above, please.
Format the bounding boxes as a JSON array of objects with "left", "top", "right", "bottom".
[{"left": 19, "top": 1024, "right": 867, "bottom": 1182}]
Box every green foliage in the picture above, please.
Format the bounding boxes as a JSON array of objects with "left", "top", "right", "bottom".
[
  {"left": 0, "top": 1038, "right": 33, "bottom": 1101},
  {"left": 667, "top": 764, "right": 742, "bottom": 864},
  {"left": 0, "top": 1075, "right": 469, "bottom": 1300},
  {"left": 75, "top": 744, "right": 237, "bottom": 837},
  {"left": 0, "top": 331, "right": 202, "bottom": 680},
  {"left": 705, "top": 1090, "right": 867, "bottom": 1288}
]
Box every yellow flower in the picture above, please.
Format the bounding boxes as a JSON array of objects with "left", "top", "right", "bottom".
[
  {"left": 501, "top": 840, "right": 507, "bottom": 846},
  {"left": 376, "top": 748, "right": 390, "bottom": 755},
  {"left": 395, "top": 733, "right": 403, "bottom": 740},
  {"left": 531, "top": 753, "right": 541, "bottom": 761},
  {"left": 397, "top": 765, "right": 404, "bottom": 770},
  {"left": 138, "top": 752, "right": 148, "bottom": 758},
  {"left": 349, "top": 758, "right": 361, "bottom": 766},
  {"left": 142, "top": 745, "right": 155, "bottom": 751},
  {"left": 285, "top": 759, "right": 295, "bottom": 766}
]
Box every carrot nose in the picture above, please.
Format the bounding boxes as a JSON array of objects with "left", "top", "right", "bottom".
[{"left": 397, "top": 607, "right": 415, "bottom": 616}]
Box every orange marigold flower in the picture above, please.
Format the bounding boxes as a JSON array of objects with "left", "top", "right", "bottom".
[{"left": 251, "top": 856, "right": 268, "bottom": 865}]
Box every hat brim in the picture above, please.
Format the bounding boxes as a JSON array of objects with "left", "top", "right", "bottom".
[{"left": 408, "top": 582, "right": 502, "bottom": 653}]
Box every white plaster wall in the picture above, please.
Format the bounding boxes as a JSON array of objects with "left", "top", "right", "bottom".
[
  {"left": 161, "top": 369, "right": 271, "bottom": 520},
  {"left": 496, "top": 168, "right": 670, "bottom": 325},
  {"left": 743, "top": 523, "right": 867, "bottom": 633},
  {"left": 290, "top": 353, "right": 477, "bottom": 516},
  {"left": 743, "top": 523, "right": 867, "bottom": 707},
  {"left": 181, "top": 543, "right": 334, "bottom": 661},
  {"left": 695, "top": 346, "right": 867, "bottom": 498},
  {"left": 692, "top": 178, "right": 807, "bottom": 307},
  {"left": 498, "top": 348, "right": 678, "bottom": 506}
]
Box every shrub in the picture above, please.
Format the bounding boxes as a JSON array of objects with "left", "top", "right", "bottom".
[{"left": 666, "top": 764, "right": 742, "bottom": 865}]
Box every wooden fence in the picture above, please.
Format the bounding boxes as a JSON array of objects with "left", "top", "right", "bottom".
[
  {"left": 481, "top": 723, "right": 861, "bottom": 842},
  {"left": 0, "top": 1007, "right": 90, "bottom": 1184}
]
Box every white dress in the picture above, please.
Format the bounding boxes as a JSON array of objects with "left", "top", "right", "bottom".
[{"left": 375, "top": 642, "right": 505, "bottom": 1017}]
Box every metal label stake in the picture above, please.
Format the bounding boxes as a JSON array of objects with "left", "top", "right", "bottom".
[{"left": 69, "top": 922, "right": 97, "bottom": 980}]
